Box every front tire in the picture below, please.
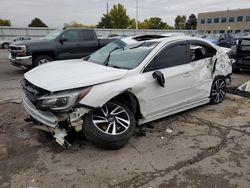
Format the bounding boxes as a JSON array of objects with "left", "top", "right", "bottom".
[
  {"left": 210, "top": 77, "right": 226, "bottom": 104},
  {"left": 84, "top": 102, "right": 135, "bottom": 150},
  {"left": 33, "top": 55, "right": 52, "bottom": 67}
]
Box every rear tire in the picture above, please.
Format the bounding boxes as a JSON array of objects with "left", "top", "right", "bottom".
[
  {"left": 33, "top": 55, "right": 52, "bottom": 67},
  {"left": 84, "top": 102, "right": 135, "bottom": 150},
  {"left": 2, "top": 43, "right": 9, "bottom": 49},
  {"left": 210, "top": 77, "right": 226, "bottom": 104}
]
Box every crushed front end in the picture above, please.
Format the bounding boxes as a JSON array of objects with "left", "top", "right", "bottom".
[{"left": 21, "top": 79, "right": 91, "bottom": 147}]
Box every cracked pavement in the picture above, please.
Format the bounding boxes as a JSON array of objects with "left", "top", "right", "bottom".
[{"left": 0, "top": 49, "right": 250, "bottom": 188}]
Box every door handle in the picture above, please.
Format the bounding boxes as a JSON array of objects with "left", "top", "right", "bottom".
[{"left": 183, "top": 72, "right": 191, "bottom": 78}]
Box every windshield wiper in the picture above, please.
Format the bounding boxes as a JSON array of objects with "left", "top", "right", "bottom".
[{"left": 104, "top": 47, "right": 123, "bottom": 66}]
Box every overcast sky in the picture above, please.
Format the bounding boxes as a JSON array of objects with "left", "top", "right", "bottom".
[{"left": 0, "top": 0, "right": 249, "bottom": 27}]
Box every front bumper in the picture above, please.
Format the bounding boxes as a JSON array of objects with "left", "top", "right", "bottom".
[
  {"left": 232, "top": 59, "right": 250, "bottom": 70},
  {"left": 22, "top": 94, "right": 58, "bottom": 128},
  {"left": 9, "top": 54, "right": 32, "bottom": 67},
  {"left": 22, "top": 94, "right": 87, "bottom": 147}
]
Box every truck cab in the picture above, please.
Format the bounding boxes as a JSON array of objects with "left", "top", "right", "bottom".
[{"left": 9, "top": 29, "right": 112, "bottom": 68}]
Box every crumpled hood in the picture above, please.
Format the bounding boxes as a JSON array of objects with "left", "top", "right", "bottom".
[{"left": 24, "top": 59, "right": 128, "bottom": 92}]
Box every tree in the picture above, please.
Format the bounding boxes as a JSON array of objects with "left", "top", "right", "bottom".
[
  {"left": 139, "top": 17, "right": 171, "bottom": 29},
  {"left": 28, "top": 18, "right": 47, "bottom": 27},
  {"left": 175, "top": 15, "right": 186, "bottom": 30},
  {"left": 128, "top": 18, "right": 137, "bottom": 29},
  {"left": 64, "top": 21, "right": 94, "bottom": 28},
  {"left": 139, "top": 19, "right": 150, "bottom": 29},
  {"left": 109, "top": 3, "right": 130, "bottom": 28},
  {"left": 0, "top": 19, "right": 11, "bottom": 26},
  {"left": 97, "top": 14, "right": 113, "bottom": 28},
  {"left": 186, "top": 14, "right": 197, "bottom": 30},
  {"left": 97, "top": 3, "right": 130, "bottom": 29},
  {"left": 148, "top": 17, "right": 168, "bottom": 29}
]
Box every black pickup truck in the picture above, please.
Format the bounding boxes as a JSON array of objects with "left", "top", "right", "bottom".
[
  {"left": 9, "top": 29, "right": 112, "bottom": 68},
  {"left": 231, "top": 36, "right": 250, "bottom": 73}
]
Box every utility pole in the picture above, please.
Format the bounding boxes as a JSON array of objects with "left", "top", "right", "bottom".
[
  {"left": 136, "top": 0, "right": 138, "bottom": 30},
  {"left": 106, "top": 2, "right": 109, "bottom": 15}
]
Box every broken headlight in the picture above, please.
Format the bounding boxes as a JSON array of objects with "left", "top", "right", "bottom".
[{"left": 37, "top": 87, "right": 92, "bottom": 111}]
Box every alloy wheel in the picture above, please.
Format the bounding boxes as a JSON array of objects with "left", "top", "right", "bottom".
[
  {"left": 92, "top": 103, "right": 130, "bottom": 135},
  {"left": 211, "top": 78, "right": 226, "bottom": 103}
]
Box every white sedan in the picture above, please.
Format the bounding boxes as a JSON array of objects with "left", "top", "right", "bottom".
[{"left": 21, "top": 35, "right": 232, "bottom": 149}]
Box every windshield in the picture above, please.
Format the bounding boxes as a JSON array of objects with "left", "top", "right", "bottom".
[
  {"left": 88, "top": 40, "right": 125, "bottom": 64},
  {"left": 43, "top": 30, "right": 62, "bottom": 40},
  {"left": 87, "top": 40, "right": 158, "bottom": 70}
]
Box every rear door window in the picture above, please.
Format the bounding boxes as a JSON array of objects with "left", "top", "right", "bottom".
[
  {"left": 189, "top": 41, "right": 216, "bottom": 62},
  {"left": 82, "top": 30, "right": 96, "bottom": 41}
]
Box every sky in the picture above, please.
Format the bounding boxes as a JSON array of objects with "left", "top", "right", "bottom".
[{"left": 0, "top": 0, "right": 249, "bottom": 27}]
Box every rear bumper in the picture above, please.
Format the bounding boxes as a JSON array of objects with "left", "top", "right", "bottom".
[{"left": 9, "top": 54, "right": 32, "bottom": 67}]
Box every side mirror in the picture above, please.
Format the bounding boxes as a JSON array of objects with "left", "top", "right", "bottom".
[
  {"left": 152, "top": 71, "right": 165, "bottom": 88},
  {"left": 59, "top": 37, "right": 68, "bottom": 44}
]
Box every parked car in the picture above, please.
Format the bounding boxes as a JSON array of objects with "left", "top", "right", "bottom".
[
  {"left": 21, "top": 36, "right": 232, "bottom": 149},
  {"left": 9, "top": 29, "right": 113, "bottom": 68},
  {"left": 0, "top": 36, "right": 31, "bottom": 49},
  {"left": 234, "top": 32, "right": 250, "bottom": 40},
  {"left": 203, "top": 33, "right": 234, "bottom": 48},
  {"left": 231, "top": 36, "right": 250, "bottom": 72}
]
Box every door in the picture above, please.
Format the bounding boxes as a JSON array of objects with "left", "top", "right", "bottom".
[
  {"left": 57, "top": 29, "right": 85, "bottom": 60},
  {"left": 80, "top": 30, "right": 100, "bottom": 57},
  {"left": 142, "top": 41, "right": 197, "bottom": 119},
  {"left": 188, "top": 40, "right": 217, "bottom": 101},
  {"left": 239, "top": 39, "right": 250, "bottom": 59}
]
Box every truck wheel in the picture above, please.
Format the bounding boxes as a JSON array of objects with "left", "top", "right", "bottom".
[
  {"left": 2, "top": 43, "right": 9, "bottom": 49},
  {"left": 33, "top": 55, "right": 52, "bottom": 67},
  {"left": 84, "top": 102, "right": 135, "bottom": 150},
  {"left": 210, "top": 76, "right": 226, "bottom": 104}
]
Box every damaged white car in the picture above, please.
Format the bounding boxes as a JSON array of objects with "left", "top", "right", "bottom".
[{"left": 21, "top": 36, "right": 232, "bottom": 149}]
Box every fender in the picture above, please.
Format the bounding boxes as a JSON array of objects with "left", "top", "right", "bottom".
[{"left": 79, "top": 73, "right": 148, "bottom": 116}]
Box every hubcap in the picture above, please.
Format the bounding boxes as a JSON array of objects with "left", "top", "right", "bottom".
[
  {"left": 212, "top": 79, "right": 226, "bottom": 103},
  {"left": 38, "top": 58, "right": 50, "bottom": 65},
  {"left": 92, "top": 103, "right": 130, "bottom": 135},
  {"left": 3, "top": 44, "right": 9, "bottom": 49}
]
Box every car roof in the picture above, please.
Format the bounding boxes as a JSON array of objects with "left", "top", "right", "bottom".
[{"left": 120, "top": 35, "right": 215, "bottom": 47}]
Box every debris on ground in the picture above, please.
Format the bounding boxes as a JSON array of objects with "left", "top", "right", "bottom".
[{"left": 238, "top": 80, "right": 250, "bottom": 92}]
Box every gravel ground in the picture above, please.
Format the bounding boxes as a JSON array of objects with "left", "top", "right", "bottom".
[{"left": 0, "top": 49, "right": 250, "bottom": 188}]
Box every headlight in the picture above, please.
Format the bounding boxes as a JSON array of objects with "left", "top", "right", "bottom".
[
  {"left": 16, "top": 45, "right": 27, "bottom": 56},
  {"left": 37, "top": 87, "right": 92, "bottom": 111}
]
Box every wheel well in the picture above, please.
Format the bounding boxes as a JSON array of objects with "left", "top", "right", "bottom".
[
  {"left": 110, "top": 91, "right": 142, "bottom": 121},
  {"left": 2, "top": 42, "right": 9, "bottom": 47},
  {"left": 32, "top": 51, "right": 55, "bottom": 62}
]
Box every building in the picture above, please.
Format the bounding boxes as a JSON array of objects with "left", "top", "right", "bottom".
[{"left": 197, "top": 8, "right": 250, "bottom": 34}]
